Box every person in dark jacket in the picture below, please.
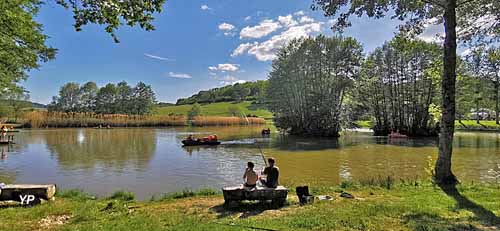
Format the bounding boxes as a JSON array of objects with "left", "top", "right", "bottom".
[{"left": 260, "top": 157, "right": 279, "bottom": 188}]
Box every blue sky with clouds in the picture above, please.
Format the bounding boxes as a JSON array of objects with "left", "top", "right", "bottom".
[{"left": 24, "top": 0, "right": 443, "bottom": 104}]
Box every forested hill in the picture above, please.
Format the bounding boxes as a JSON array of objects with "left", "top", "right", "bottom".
[{"left": 175, "top": 81, "right": 268, "bottom": 105}]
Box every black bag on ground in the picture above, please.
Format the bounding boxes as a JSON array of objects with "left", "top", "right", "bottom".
[{"left": 296, "top": 186, "right": 313, "bottom": 204}]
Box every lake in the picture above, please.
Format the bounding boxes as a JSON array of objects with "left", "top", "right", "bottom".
[{"left": 1, "top": 126, "right": 499, "bottom": 200}]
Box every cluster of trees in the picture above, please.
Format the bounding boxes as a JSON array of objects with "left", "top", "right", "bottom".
[
  {"left": 48, "top": 81, "right": 156, "bottom": 115},
  {"left": 458, "top": 47, "right": 500, "bottom": 124},
  {"left": 357, "top": 37, "right": 442, "bottom": 136},
  {"left": 268, "top": 36, "right": 363, "bottom": 137},
  {"left": 176, "top": 81, "right": 268, "bottom": 105}
]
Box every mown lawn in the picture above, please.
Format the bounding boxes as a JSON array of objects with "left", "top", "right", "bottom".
[
  {"left": 356, "top": 120, "right": 500, "bottom": 131},
  {"left": 1, "top": 182, "right": 499, "bottom": 231},
  {"left": 154, "top": 101, "right": 273, "bottom": 119}
]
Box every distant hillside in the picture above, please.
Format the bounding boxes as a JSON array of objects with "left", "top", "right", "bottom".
[
  {"left": 155, "top": 101, "right": 273, "bottom": 119},
  {"left": 0, "top": 100, "right": 46, "bottom": 109},
  {"left": 176, "top": 80, "right": 268, "bottom": 105},
  {"left": 31, "top": 102, "right": 47, "bottom": 109}
]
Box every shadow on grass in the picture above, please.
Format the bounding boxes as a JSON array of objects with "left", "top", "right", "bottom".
[
  {"left": 403, "top": 213, "right": 485, "bottom": 231},
  {"left": 439, "top": 184, "right": 500, "bottom": 228},
  {"left": 210, "top": 200, "right": 288, "bottom": 219}
]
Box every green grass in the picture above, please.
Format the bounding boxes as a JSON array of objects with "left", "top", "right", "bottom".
[
  {"left": 154, "top": 101, "right": 274, "bottom": 119},
  {"left": 356, "top": 119, "right": 500, "bottom": 131},
  {"left": 1, "top": 182, "right": 499, "bottom": 230},
  {"left": 455, "top": 120, "right": 500, "bottom": 130}
]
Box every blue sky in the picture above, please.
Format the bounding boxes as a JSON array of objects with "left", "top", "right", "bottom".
[{"left": 25, "top": 0, "right": 442, "bottom": 104}]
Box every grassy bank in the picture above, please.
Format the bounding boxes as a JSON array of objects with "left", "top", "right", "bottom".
[
  {"left": 20, "top": 111, "right": 265, "bottom": 128},
  {"left": 356, "top": 120, "right": 500, "bottom": 132},
  {"left": 155, "top": 101, "right": 273, "bottom": 119},
  {"left": 1, "top": 181, "right": 499, "bottom": 230}
]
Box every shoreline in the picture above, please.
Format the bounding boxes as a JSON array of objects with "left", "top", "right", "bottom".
[{"left": 1, "top": 181, "right": 499, "bottom": 230}]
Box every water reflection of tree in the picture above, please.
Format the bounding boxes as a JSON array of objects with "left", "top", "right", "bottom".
[
  {"left": 0, "top": 145, "right": 17, "bottom": 183},
  {"left": 44, "top": 129, "right": 156, "bottom": 171}
]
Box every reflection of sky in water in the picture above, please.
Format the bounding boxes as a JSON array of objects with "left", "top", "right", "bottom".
[{"left": 0, "top": 128, "right": 498, "bottom": 200}]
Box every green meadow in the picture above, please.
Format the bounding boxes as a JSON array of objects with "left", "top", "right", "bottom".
[{"left": 1, "top": 182, "right": 499, "bottom": 231}]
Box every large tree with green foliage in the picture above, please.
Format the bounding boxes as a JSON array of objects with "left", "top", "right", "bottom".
[
  {"left": 312, "top": 0, "right": 499, "bottom": 184},
  {"left": 268, "top": 35, "right": 363, "bottom": 137},
  {"left": 0, "top": 0, "right": 56, "bottom": 94},
  {"left": 1, "top": 0, "right": 166, "bottom": 94}
]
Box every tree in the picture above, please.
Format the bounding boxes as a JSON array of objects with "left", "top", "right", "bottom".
[
  {"left": 358, "top": 37, "right": 442, "bottom": 136},
  {"left": 187, "top": 103, "right": 202, "bottom": 120},
  {"left": 55, "top": 0, "right": 166, "bottom": 43},
  {"left": 79, "top": 82, "right": 98, "bottom": 112},
  {"left": 0, "top": 0, "right": 56, "bottom": 94},
  {"left": 131, "top": 82, "right": 156, "bottom": 115},
  {"left": 49, "top": 82, "right": 81, "bottom": 112},
  {"left": 116, "top": 81, "right": 133, "bottom": 114},
  {"left": 312, "top": 0, "right": 500, "bottom": 184},
  {"left": 95, "top": 83, "right": 118, "bottom": 114},
  {"left": 6, "top": 91, "right": 31, "bottom": 122},
  {"left": 466, "top": 47, "right": 500, "bottom": 124},
  {"left": 268, "top": 36, "right": 363, "bottom": 137},
  {"left": 1, "top": 0, "right": 166, "bottom": 95},
  {"left": 228, "top": 105, "right": 243, "bottom": 117}
]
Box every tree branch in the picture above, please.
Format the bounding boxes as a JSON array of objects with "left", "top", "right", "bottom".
[
  {"left": 421, "top": 0, "right": 446, "bottom": 9},
  {"left": 457, "top": 0, "right": 477, "bottom": 7}
]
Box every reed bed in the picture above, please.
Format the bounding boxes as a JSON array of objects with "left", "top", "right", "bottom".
[
  {"left": 22, "top": 112, "right": 266, "bottom": 128},
  {"left": 23, "top": 111, "right": 187, "bottom": 128},
  {"left": 190, "top": 116, "right": 265, "bottom": 126}
]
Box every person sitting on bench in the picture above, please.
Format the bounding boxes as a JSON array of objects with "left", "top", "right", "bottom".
[
  {"left": 260, "top": 158, "right": 279, "bottom": 188},
  {"left": 243, "top": 162, "right": 258, "bottom": 188}
]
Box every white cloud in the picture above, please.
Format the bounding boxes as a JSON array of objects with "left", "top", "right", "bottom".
[
  {"left": 218, "top": 23, "right": 235, "bottom": 31},
  {"left": 244, "top": 16, "right": 252, "bottom": 21},
  {"left": 218, "top": 22, "right": 236, "bottom": 36},
  {"left": 144, "top": 53, "right": 174, "bottom": 61},
  {"left": 211, "top": 75, "right": 246, "bottom": 86},
  {"left": 278, "top": 15, "right": 298, "bottom": 28},
  {"left": 240, "top": 19, "right": 281, "bottom": 39},
  {"left": 294, "top": 11, "right": 305, "bottom": 16},
  {"left": 299, "top": 16, "right": 315, "bottom": 24},
  {"left": 168, "top": 72, "right": 192, "bottom": 79},
  {"left": 231, "top": 42, "right": 257, "bottom": 57},
  {"left": 233, "top": 22, "right": 322, "bottom": 61},
  {"left": 208, "top": 63, "right": 240, "bottom": 72},
  {"left": 201, "top": 5, "right": 211, "bottom": 11}
]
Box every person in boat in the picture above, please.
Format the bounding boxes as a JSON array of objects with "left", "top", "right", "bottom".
[
  {"left": 1, "top": 126, "right": 7, "bottom": 141},
  {"left": 186, "top": 134, "right": 194, "bottom": 141},
  {"left": 260, "top": 157, "right": 279, "bottom": 188},
  {"left": 243, "top": 161, "right": 258, "bottom": 188}
]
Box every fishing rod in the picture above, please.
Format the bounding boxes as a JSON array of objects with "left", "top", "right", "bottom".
[{"left": 254, "top": 139, "right": 267, "bottom": 167}]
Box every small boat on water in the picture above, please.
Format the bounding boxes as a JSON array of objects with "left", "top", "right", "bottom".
[
  {"left": 182, "top": 140, "right": 221, "bottom": 146},
  {"left": 388, "top": 132, "right": 408, "bottom": 139},
  {"left": 0, "top": 141, "right": 13, "bottom": 145},
  {"left": 182, "top": 134, "right": 220, "bottom": 146}
]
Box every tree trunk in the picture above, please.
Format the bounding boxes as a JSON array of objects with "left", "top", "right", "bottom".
[
  {"left": 495, "top": 79, "right": 499, "bottom": 124},
  {"left": 435, "top": 0, "right": 458, "bottom": 185}
]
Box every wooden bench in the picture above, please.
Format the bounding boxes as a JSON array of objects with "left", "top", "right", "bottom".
[
  {"left": 0, "top": 184, "right": 56, "bottom": 203},
  {"left": 222, "top": 185, "right": 288, "bottom": 206}
]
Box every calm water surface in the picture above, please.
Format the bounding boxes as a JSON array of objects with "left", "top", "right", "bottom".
[{"left": 0, "top": 126, "right": 499, "bottom": 199}]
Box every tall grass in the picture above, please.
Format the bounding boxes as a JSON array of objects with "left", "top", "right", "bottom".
[
  {"left": 22, "top": 111, "right": 266, "bottom": 128},
  {"left": 191, "top": 116, "right": 265, "bottom": 126},
  {"left": 23, "top": 111, "right": 186, "bottom": 128}
]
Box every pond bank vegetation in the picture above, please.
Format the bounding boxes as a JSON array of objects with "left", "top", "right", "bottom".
[
  {"left": 1, "top": 179, "right": 498, "bottom": 230},
  {"left": 21, "top": 111, "right": 265, "bottom": 128}
]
